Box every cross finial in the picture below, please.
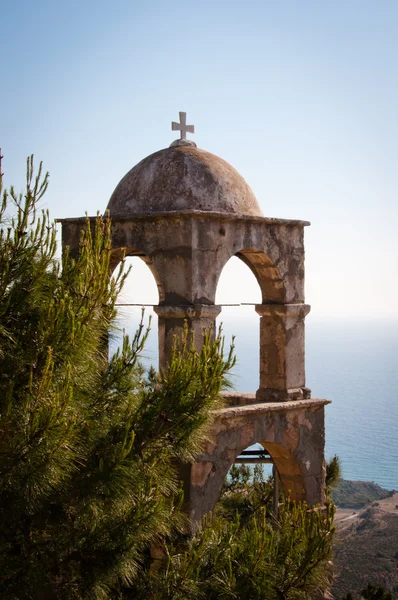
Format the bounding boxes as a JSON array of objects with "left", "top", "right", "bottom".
[
  {"left": 170, "top": 112, "right": 196, "bottom": 147},
  {"left": 172, "top": 112, "right": 194, "bottom": 140}
]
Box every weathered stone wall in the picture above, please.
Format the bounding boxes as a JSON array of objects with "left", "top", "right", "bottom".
[
  {"left": 61, "top": 213, "right": 306, "bottom": 305},
  {"left": 61, "top": 213, "right": 310, "bottom": 387},
  {"left": 187, "top": 397, "right": 330, "bottom": 524},
  {"left": 60, "top": 209, "right": 328, "bottom": 523}
]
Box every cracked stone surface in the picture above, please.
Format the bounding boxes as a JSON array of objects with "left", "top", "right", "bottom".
[{"left": 107, "top": 145, "right": 264, "bottom": 218}]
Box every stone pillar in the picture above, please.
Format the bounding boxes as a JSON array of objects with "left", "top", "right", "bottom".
[
  {"left": 153, "top": 304, "right": 222, "bottom": 370},
  {"left": 255, "top": 303, "right": 311, "bottom": 401}
]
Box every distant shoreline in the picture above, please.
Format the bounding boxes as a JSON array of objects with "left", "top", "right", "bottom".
[{"left": 331, "top": 479, "right": 396, "bottom": 509}]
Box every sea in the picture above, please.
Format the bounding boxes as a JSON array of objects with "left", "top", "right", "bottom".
[{"left": 114, "top": 307, "right": 398, "bottom": 491}]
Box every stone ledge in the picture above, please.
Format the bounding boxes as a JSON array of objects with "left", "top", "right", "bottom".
[
  {"left": 221, "top": 392, "right": 263, "bottom": 406},
  {"left": 56, "top": 213, "right": 311, "bottom": 227},
  {"left": 217, "top": 394, "right": 330, "bottom": 417},
  {"left": 154, "top": 304, "right": 221, "bottom": 319}
]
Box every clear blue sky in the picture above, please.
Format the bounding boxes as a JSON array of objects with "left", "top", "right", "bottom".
[{"left": 2, "top": 0, "right": 398, "bottom": 319}]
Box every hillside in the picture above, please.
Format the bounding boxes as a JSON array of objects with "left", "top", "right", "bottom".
[
  {"left": 332, "top": 491, "right": 398, "bottom": 598},
  {"left": 331, "top": 480, "right": 395, "bottom": 508}
]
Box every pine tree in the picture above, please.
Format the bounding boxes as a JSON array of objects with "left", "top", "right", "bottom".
[
  {"left": 0, "top": 157, "right": 235, "bottom": 600},
  {"left": 343, "top": 584, "right": 394, "bottom": 600},
  {"left": 0, "top": 155, "right": 336, "bottom": 600},
  {"left": 362, "top": 583, "right": 393, "bottom": 600},
  {"left": 326, "top": 455, "right": 342, "bottom": 489},
  {"left": 136, "top": 498, "right": 335, "bottom": 599}
]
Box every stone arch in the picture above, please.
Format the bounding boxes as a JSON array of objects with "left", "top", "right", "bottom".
[
  {"left": 226, "top": 431, "right": 306, "bottom": 503},
  {"left": 215, "top": 254, "right": 261, "bottom": 306},
  {"left": 214, "top": 253, "right": 261, "bottom": 397},
  {"left": 214, "top": 249, "right": 286, "bottom": 399},
  {"left": 236, "top": 249, "right": 285, "bottom": 304},
  {"left": 215, "top": 248, "right": 285, "bottom": 305},
  {"left": 188, "top": 406, "right": 319, "bottom": 524},
  {"left": 110, "top": 246, "right": 165, "bottom": 304},
  {"left": 260, "top": 441, "right": 305, "bottom": 501},
  {"left": 189, "top": 442, "right": 304, "bottom": 524}
]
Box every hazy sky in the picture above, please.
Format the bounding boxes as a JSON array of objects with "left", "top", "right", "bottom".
[{"left": 2, "top": 0, "right": 398, "bottom": 319}]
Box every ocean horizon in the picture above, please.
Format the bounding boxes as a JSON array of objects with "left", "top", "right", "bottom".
[{"left": 113, "top": 308, "right": 398, "bottom": 491}]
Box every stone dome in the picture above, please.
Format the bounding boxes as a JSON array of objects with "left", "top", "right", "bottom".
[{"left": 107, "top": 145, "right": 263, "bottom": 217}]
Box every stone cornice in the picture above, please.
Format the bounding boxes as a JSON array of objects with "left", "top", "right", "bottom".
[
  {"left": 154, "top": 304, "right": 222, "bottom": 319},
  {"left": 216, "top": 395, "right": 331, "bottom": 416},
  {"left": 56, "top": 212, "right": 311, "bottom": 227},
  {"left": 255, "top": 303, "right": 311, "bottom": 317}
]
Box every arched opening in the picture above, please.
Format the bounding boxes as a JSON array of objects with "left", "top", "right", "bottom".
[
  {"left": 215, "top": 255, "right": 260, "bottom": 392},
  {"left": 190, "top": 434, "right": 305, "bottom": 524},
  {"left": 221, "top": 443, "right": 280, "bottom": 517},
  {"left": 260, "top": 442, "right": 306, "bottom": 502},
  {"left": 215, "top": 249, "right": 284, "bottom": 394},
  {"left": 110, "top": 247, "right": 165, "bottom": 303},
  {"left": 230, "top": 440, "right": 305, "bottom": 503},
  {"left": 214, "top": 438, "right": 307, "bottom": 522},
  {"left": 111, "top": 252, "right": 162, "bottom": 370},
  {"left": 235, "top": 249, "right": 285, "bottom": 304}
]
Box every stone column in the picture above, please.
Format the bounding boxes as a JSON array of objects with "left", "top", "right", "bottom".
[
  {"left": 255, "top": 303, "right": 311, "bottom": 401},
  {"left": 153, "top": 304, "right": 222, "bottom": 370}
]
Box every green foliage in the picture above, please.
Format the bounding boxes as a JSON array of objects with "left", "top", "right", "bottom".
[
  {"left": 343, "top": 584, "right": 393, "bottom": 600},
  {"left": 136, "top": 499, "right": 335, "bottom": 600},
  {"left": 330, "top": 480, "right": 393, "bottom": 508},
  {"left": 362, "top": 583, "right": 393, "bottom": 600},
  {"left": 0, "top": 158, "right": 235, "bottom": 600},
  {"left": 224, "top": 463, "right": 252, "bottom": 489},
  {"left": 0, "top": 156, "right": 336, "bottom": 600},
  {"left": 326, "top": 455, "right": 342, "bottom": 489},
  {"left": 218, "top": 463, "right": 275, "bottom": 524}
]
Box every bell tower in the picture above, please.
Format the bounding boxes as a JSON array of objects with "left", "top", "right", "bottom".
[{"left": 60, "top": 113, "right": 330, "bottom": 525}]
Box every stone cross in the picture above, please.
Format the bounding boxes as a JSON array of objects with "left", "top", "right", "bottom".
[{"left": 171, "top": 112, "right": 195, "bottom": 140}]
